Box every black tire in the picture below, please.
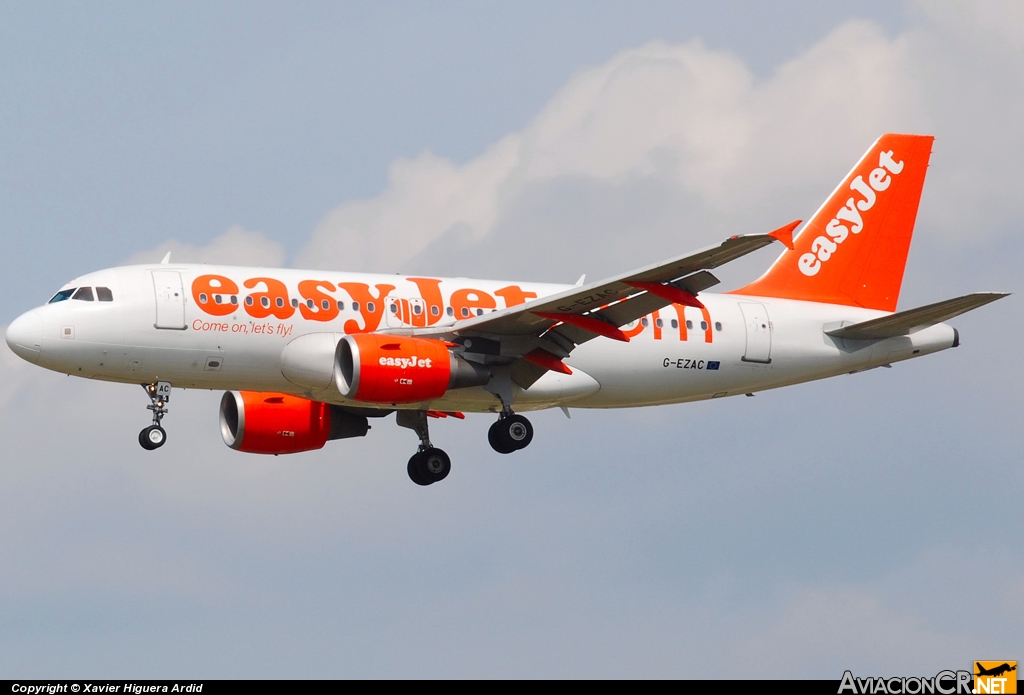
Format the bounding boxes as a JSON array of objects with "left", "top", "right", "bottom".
[
  {"left": 407, "top": 453, "right": 432, "bottom": 486},
  {"left": 139, "top": 425, "right": 166, "bottom": 450},
  {"left": 420, "top": 448, "right": 451, "bottom": 483},
  {"left": 488, "top": 420, "right": 517, "bottom": 454},
  {"left": 504, "top": 414, "right": 533, "bottom": 450}
]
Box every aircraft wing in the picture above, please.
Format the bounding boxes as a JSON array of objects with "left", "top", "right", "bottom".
[
  {"left": 826, "top": 292, "right": 1009, "bottom": 340},
  {"left": 396, "top": 223, "right": 797, "bottom": 385}
]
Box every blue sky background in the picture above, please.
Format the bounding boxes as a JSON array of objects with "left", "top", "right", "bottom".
[{"left": 1, "top": 0, "right": 1021, "bottom": 678}]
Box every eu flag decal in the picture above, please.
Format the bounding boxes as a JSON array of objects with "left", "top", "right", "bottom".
[{"left": 707, "top": 361, "right": 720, "bottom": 370}]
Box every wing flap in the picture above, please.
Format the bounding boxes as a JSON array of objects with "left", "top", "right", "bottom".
[{"left": 825, "top": 292, "right": 1009, "bottom": 340}]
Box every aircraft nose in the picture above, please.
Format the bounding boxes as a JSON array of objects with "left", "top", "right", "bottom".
[{"left": 6, "top": 310, "right": 43, "bottom": 364}]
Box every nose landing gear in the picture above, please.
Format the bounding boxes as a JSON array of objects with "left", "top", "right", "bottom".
[
  {"left": 397, "top": 410, "right": 451, "bottom": 486},
  {"left": 139, "top": 381, "right": 171, "bottom": 450},
  {"left": 488, "top": 412, "right": 534, "bottom": 454}
]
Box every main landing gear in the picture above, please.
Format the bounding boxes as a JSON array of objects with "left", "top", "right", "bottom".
[
  {"left": 395, "top": 406, "right": 534, "bottom": 486},
  {"left": 396, "top": 411, "right": 451, "bottom": 486},
  {"left": 488, "top": 412, "right": 534, "bottom": 454},
  {"left": 139, "top": 381, "right": 171, "bottom": 450}
]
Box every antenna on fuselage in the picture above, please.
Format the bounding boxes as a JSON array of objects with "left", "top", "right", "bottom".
[{"left": 160, "top": 252, "right": 171, "bottom": 264}]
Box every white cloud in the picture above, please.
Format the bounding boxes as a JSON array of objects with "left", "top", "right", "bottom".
[
  {"left": 121, "top": 225, "right": 286, "bottom": 268},
  {"left": 294, "top": 21, "right": 924, "bottom": 280},
  {"left": 294, "top": 1, "right": 1024, "bottom": 287}
]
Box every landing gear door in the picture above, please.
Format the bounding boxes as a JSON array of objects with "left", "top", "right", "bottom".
[
  {"left": 739, "top": 302, "right": 772, "bottom": 363},
  {"left": 152, "top": 271, "right": 186, "bottom": 330}
]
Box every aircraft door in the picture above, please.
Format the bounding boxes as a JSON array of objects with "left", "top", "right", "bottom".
[
  {"left": 152, "top": 271, "right": 186, "bottom": 330},
  {"left": 385, "top": 296, "right": 404, "bottom": 328},
  {"left": 739, "top": 302, "right": 772, "bottom": 363},
  {"left": 408, "top": 298, "right": 426, "bottom": 327},
  {"left": 384, "top": 296, "right": 426, "bottom": 327}
]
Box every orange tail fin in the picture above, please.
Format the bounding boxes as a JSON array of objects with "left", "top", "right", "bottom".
[{"left": 733, "top": 134, "right": 934, "bottom": 312}]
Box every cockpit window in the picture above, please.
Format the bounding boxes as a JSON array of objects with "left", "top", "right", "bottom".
[
  {"left": 96, "top": 287, "right": 113, "bottom": 302},
  {"left": 49, "top": 288, "right": 76, "bottom": 303},
  {"left": 72, "top": 287, "right": 94, "bottom": 301}
]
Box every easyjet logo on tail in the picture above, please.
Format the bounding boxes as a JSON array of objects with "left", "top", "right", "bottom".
[
  {"left": 799, "top": 150, "right": 904, "bottom": 277},
  {"left": 731, "top": 133, "right": 932, "bottom": 312}
]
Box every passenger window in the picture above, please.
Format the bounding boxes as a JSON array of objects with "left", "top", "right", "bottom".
[
  {"left": 390, "top": 302, "right": 398, "bottom": 314},
  {"left": 230, "top": 296, "right": 238, "bottom": 305},
  {"left": 276, "top": 297, "right": 285, "bottom": 308},
  {"left": 641, "top": 318, "right": 648, "bottom": 327},
  {"left": 321, "top": 299, "right": 330, "bottom": 310},
  {"left": 96, "top": 287, "right": 113, "bottom": 302},
  {"left": 685, "top": 320, "right": 693, "bottom": 330},
  {"left": 245, "top": 296, "right": 254, "bottom": 306},
  {"left": 337, "top": 301, "right": 345, "bottom": 311},
  {"left": 214, "top": 295, "right": 222, "bottom": 304},
  {"left": 655, "top": 318, "right": 663, "bottom": 328},
  {"left": 476, "top": 308, "right": 484, "bottom": 317},
  {"left": 307, "top": 299, "right": 315, "bottom": 309},
  {"left": 49, "top": 288, "right": 76, "bottom": 303},
  {"left": 700, "top": 321, "right": 708, "bottom": 331},
  {"left": 715, "top": 322, "right": 722, "bottom": 331},
  {"left": 446, "top": 307, "right": 454, "bottom": 317},
  {"left": 261, "top": 297, "right": 270, "bottom": 308},
  {"left": 430, "top": 306, "right": 439, "bottom": 316},
  {"left": 461, "top": 307, "right": 470, "bottom": 318},
  {"left": 671, "top": 319, "right": 678, "bottom": 329},
  {"left": 413, "top": 304, "right": 422, "bottom": 315},
  {"left": 72, "top": 287, "right": 94, "bottom": 301},
  {"left": 291, "top": 298, "right": 299, "bottom": 308},
  {"left": 352, "top": 301, "right": 360, "bottom": 312},
  {"left": 367, "top": 302, "right": 375, "bottom": 313}
]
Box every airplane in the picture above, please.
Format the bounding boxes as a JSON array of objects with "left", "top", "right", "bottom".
[
  {"left": 4, "top": 133, "right": 1008, "bottom": 486},
  {"left": 975, "top": 663, "right": 1016, "bottom": 678}
]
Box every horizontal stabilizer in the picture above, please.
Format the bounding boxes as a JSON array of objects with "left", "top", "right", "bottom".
[{"left": 826, "top": 292, "right": 1009, "bottom": 340}]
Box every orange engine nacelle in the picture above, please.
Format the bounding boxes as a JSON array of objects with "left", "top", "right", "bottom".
[
  {"left": 336, "top": 334, "right": 490, "bottom": 404},
  {"left": 219, "top": 391, "right": 369, "bottom": 455}
]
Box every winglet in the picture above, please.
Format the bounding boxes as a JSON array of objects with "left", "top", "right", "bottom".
[
  {"left": 160, "top": 252, "right": 172, "bottom": 264},
  {"left": 768, "top": 220, "right": 800, "bottom": 251}
]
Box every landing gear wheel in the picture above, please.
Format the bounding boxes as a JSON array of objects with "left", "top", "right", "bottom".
[
  {"left": 505, "top": 414, "right": 533, "bottom": 449},
  {"left": 488, "top": 421, "right": 516, "bottom": 454},
  {"left": 420, "top": 448, "right": 451, "bottom": 483},
  {"left": 488, "top": 414, "right": 533, "bottom": 454},
  {"left": 139, "top": 425, "right": 167, "bottom": 450},
  {"left": 407, "top": 448, "right": 451, "bottom": 485},
  {"left": 407, "top": 453, "right": 431, "bottom": 486}
]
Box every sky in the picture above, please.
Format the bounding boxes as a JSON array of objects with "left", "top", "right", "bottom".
[{"left": 1, "top": 0, "right": 1022, "bottom": 678}]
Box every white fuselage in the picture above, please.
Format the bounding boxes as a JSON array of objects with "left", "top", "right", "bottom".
[{"left": 7, "top": 263, "right": 957, "bottom": 413}]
